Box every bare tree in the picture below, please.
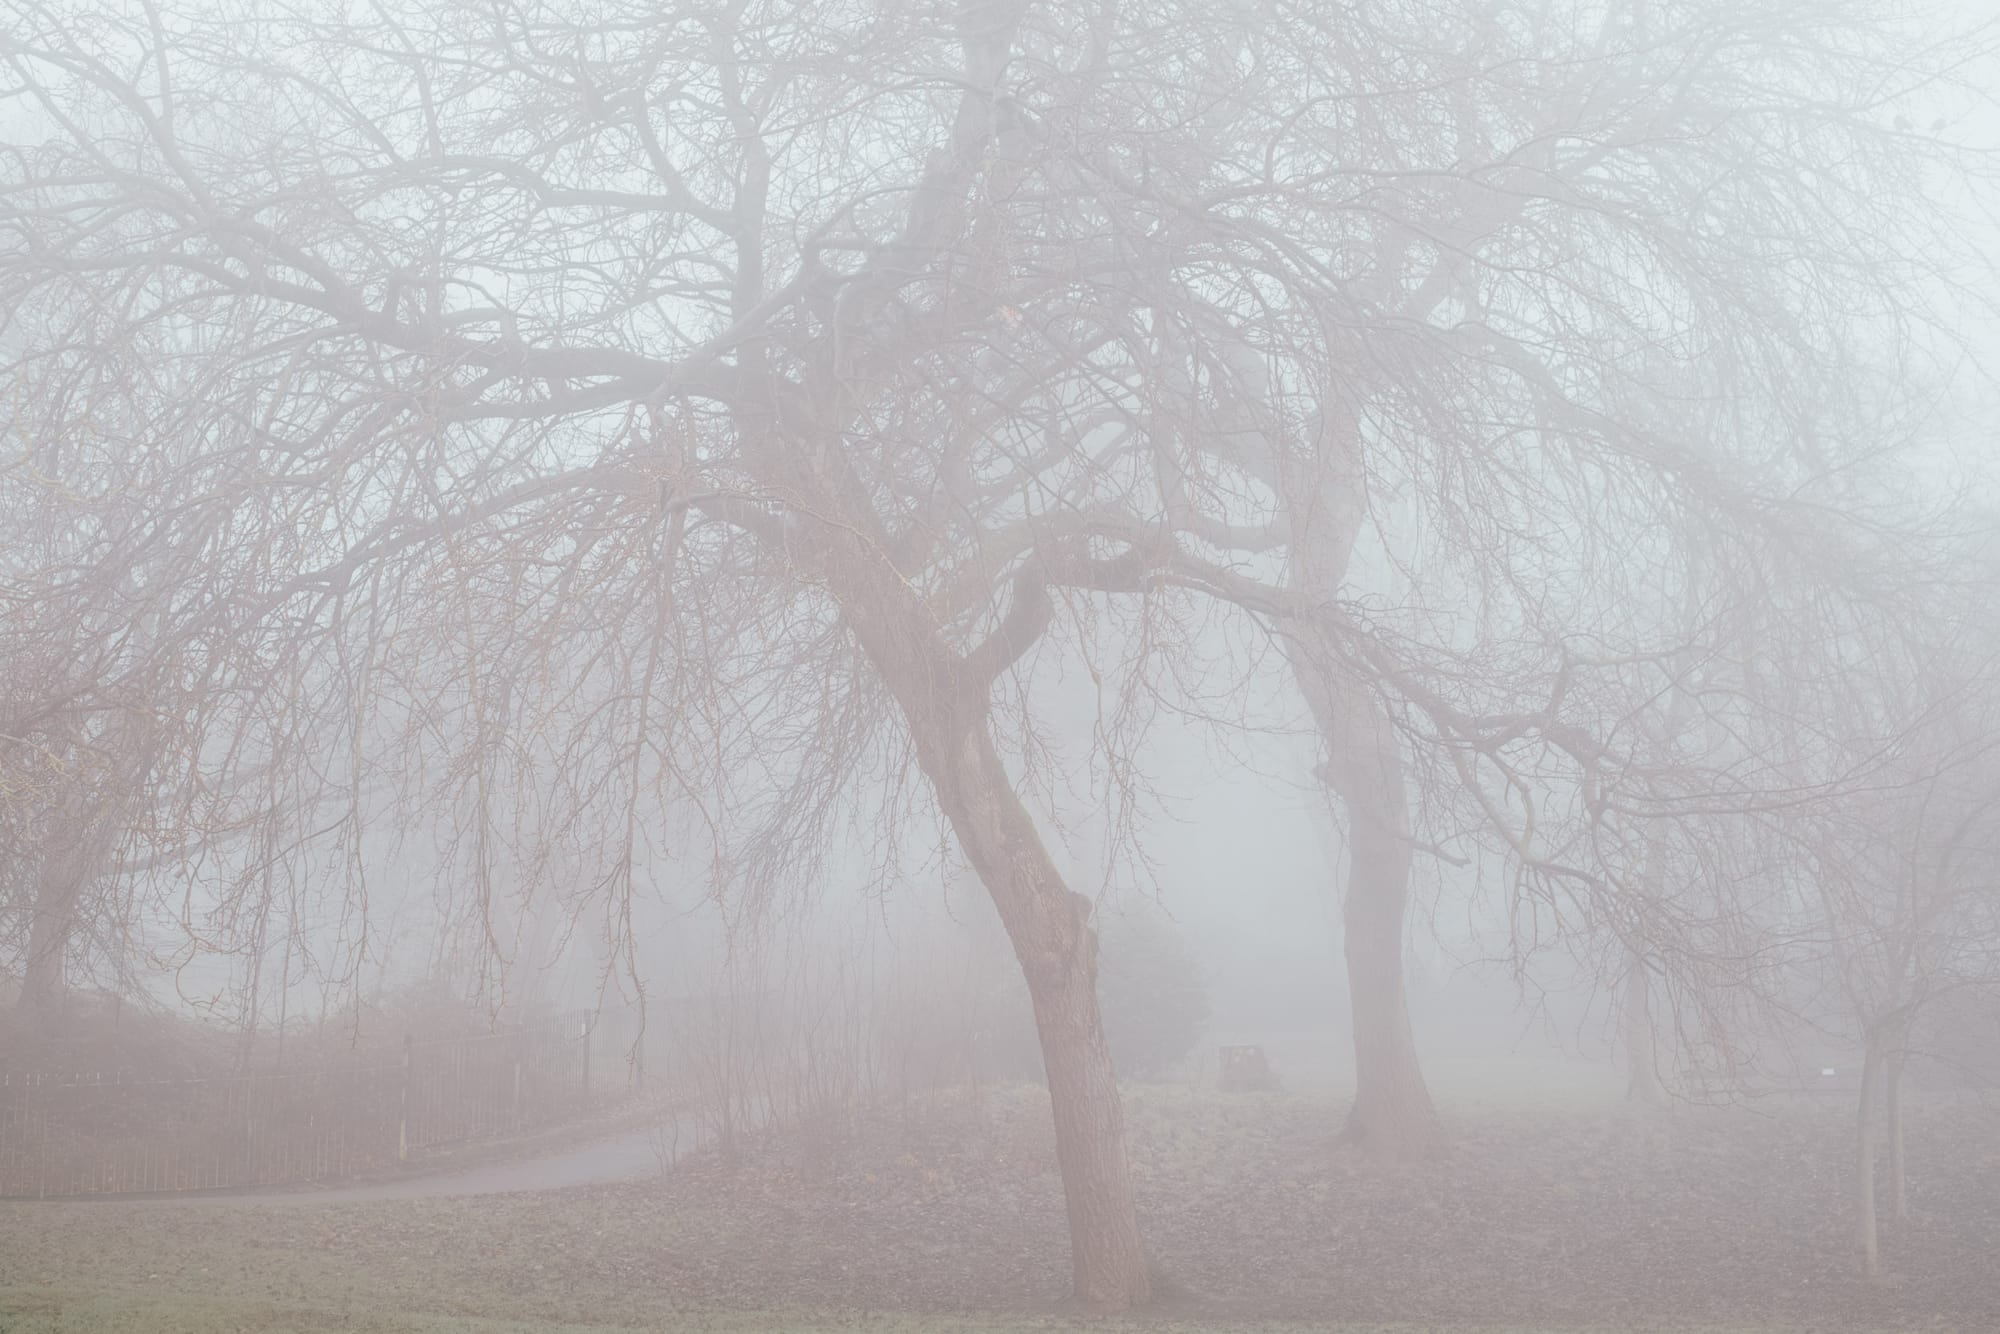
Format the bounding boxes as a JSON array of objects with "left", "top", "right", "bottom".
[
  {"left": 1045, "top": 0, "right": 1996, "bottom": 1154},
  {"left": 1793, "top": 618, "right": 2000, "bottom": 1277},
  {"left": 2, "top": 0, "right": 1173, "bottom": 1302},
  {"left": 2, "top": 0, "right": 1993, "bottom": 1304},
  {"left": 0, "top": 332, "right": 242, "bottom": 1022}
]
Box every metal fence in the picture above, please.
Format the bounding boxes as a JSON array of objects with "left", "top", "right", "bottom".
[{"left": 0, "top": 1013, "right": 591, "bottom": 1198}]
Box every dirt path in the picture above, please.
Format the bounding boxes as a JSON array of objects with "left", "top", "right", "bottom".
[
  {"left": 152, "top": 1099, "right": 741, "bottom": 1204},
  {"left": 253, "top": 1124, "right": 667, "bottom": 1203}
]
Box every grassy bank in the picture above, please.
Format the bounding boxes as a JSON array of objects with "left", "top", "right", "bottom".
[{"left": 4, "top": 1086, "right": 1995, "bottom": 1332}]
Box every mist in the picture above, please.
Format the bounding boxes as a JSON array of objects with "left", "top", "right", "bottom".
[{"left": 3, "top": 1, "right": 1999, "bottom": 1330}]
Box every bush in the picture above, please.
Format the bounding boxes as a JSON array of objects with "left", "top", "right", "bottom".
[{"left": 1098, "top": 908, "right": 1210, "bottom": 1080}]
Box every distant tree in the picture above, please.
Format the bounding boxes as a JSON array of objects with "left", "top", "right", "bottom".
[
  {"left": 1, "top": 368, "right": 190, "bottom": 1019},
  {"left": 0, "top": 320, "right": 318, "bottom": 1033},
  {"left": 1794, "top": 624, "right": 2000, "bottom": 1276},
  {"left": 1090, "top": 0, "right": 1997, "bottom": 1156}
]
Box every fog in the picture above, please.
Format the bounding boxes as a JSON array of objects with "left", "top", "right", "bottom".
[{"left": 3, "top": 1, "right": 1999, "bottom": 1330}]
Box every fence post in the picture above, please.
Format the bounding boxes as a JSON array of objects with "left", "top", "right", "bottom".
[
  {"left": 398, "top": 1035, "right": 412, "bottom": 1164},
  {"left": 36, "top": 1077, "right": 47, "bottom": 1201},
  {"left": 511, "top": 1052, "right": 523, "bottom": 1130},
  {"left": 580, "top": 1014, "right": 590, "bottom": 1104}
]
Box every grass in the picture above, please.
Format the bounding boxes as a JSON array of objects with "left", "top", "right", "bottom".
[
  {"left": 4, "top": 1084, "right": 1996, "bottom": 1333},
  {"left": 0, "top": 1287, "right": 1647, "bottom": 1334},
  {"left": 0, "top": 1293, "right": 1798, "bottom": 1334},
  {"left": 0, "top": 1202, "right": 1323, "bottom": 1333},
  {"left": 1, "top": 1290, "right": 1041, "bottom": 1333},
  {"left": 0, "top": 1195, "right": 1835, "bottom": 1334},
  {"left": 0, "top": 1290, "right": 1128, "bottom": 1334}
]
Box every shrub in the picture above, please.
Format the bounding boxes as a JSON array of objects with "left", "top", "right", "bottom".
[{"left": 1098, "top": 908, "right": 1210, "bottom": 1080}]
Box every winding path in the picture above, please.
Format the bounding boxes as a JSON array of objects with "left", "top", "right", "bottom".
[
  {"left": 149, "top": 1101, "right": 749, "bottom": 1205},
  {"left": 245, "top": 1124, "right": 669, "bottom": 1203}
]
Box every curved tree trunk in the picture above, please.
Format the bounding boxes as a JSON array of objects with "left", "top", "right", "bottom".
[
  {"left": 922, "top": 728, "right": 1152, "bottom": 1309},
  {"left": 836, "top": 565, "right": 1151, "bottom": 1310}
]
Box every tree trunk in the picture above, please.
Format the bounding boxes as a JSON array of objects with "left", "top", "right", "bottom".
[
  {"left": 1855, "top": 1043, "right": 1881, "bottom": 1278},
  {"left": 1886, "top": 1047, "right": 1907, "bottom": 1222},
  {"left": 21, "top": 803, "right": 97, "bottom": 1019},
  {"left": 931, "top": 727, "right": 1152, "bottom": 1309},
  {"left": 20, "top": 873, "right": 77, "bottom": 1018},
  {"left": 1623, "top": 946, "right": 1665, "bottom": 1105},
  {"left": 1020, "top": 895, "right": 1151, "bottom": 1309},
  {"left": 1300, "top": 665, "right": 1439, "bottom": 1159},
  {"left": 19, "top": 727, "right": 151, "bottom": 1021},
  {"left": 839, "top": 578, "right": 1151, "bottom": 1310},
  {"left": 1341, "top": 811, "right": 1436, "bottom": 1158},
  {"left": 1251, "top": 363, "right": 1433, "bottom": 1157}
]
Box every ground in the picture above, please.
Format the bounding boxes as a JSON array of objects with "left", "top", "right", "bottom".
[{"left": 3, "top": 1083, "right": 1997, "bottom": 1332}]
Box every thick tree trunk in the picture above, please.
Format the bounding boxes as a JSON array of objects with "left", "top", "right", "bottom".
[
  {"left": 21, "top": 801, "right": 97, "bottom": 1019},
  {"left": 1254, "top": 360, "right": 1433, "bottom": 1156},
  {"left": 1855, "top": 1043, "right": 1882, "bottom": 1278},
  {"left": 1021, "top": 898, "right": 1151, "bottom": 1309},
  {"left": 1299, "top": 665, "right": 1439, "bottom": 1159},
  {"left": 1623, "top": 946, "right": 1665, "bottom": 1105},
  {"left": 1886, "top": 1048, "right": 1907, "bottom": 1222},
  {"left": 931, "top": 728, "right": 1152, "bottom": 1309},
  {"left": 1341, "top": 823, "right": 1436, "bottom": 1159},
  {"left": 20, "top": 876, "right": 77, "bottom": 1017},
  {"left": 837, "top": 574, "right": 1151, "bottom": 1310}
]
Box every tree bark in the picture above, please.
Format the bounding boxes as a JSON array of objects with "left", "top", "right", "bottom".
[
  {"left": 926, "top": 727, "right": 1152, "bottom": 1309},
  {"left": 1272, "top": 403, "right": 1437, "bottom": 1159},
  {"left": 1855, "top": 1043, "right": 1882, "bottom": 1278},
  {"left": 836, "top": 568, "right": 1151, "bottom": 1310},
  {"left": 1340, "top": 803, "right": 1437, "bottom": 1159},
  {"left": 1303, "top": 669, "right": 1439, "bottom": 1159}
]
